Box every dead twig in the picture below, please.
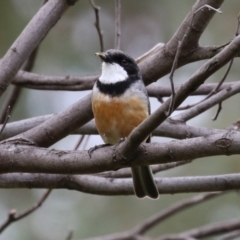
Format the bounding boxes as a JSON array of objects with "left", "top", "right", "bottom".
[
  {"left": 167, "top": 40, "right": 183, "bottom": 116},
  {"left": 131, "top": 192, "right": 223, "bottom": 235},
  {"left": 0, "top": 189, "right": 51, "bottom": 234},
  {"left": 158, "top": 218, "right": 240, "bottom": 240},
  {"left": 0, "top": 106, "right": 10, "bottom": 135},
  {"left": 178, "top": 12, "right": 239, "bottom": 113},
  {"left": 98, "top": 161, "right": 191, "bottom": 178},
  {"left": 74, "top": 135, "right": 85, "bottom": 150},
  {"left": 212, "top": 101, "right": 222, "bottom": 121},
  {"left": 114, "top": 0, "right": 121, "bottom": 50},
  {"left": 90, "top": 0, "right": 104, "bottom": 52}
]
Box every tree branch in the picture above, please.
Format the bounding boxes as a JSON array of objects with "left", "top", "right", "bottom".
[
  {"left": 11, "top": 45, "right": 229, "bottom": 94},
  {"left": 138, "top": 0, "right": 224, "bottom": 85},
  {"left": 12, "top": 70, "right": 98, "bottom": 91},
  {"left": 0, "top": 189, "right": 51, "bottom": 234},
  {"left": 0, "top": 0, "right": 74, "bottom": 97},
  {"left": 0, "top": 131, "right": 240, "bottom": 174},
  {"left": 89, "top": 0, "right": 104, "bottom": 52},
  {"left": 114, "top": 0, "right": 121, "bottom": 50},
  {"left": 1, "top": 173, "right": 240, "bottom": 195},
  {"left": 117, "top": 34, "right": 240, "bottom": 161},
  {"left": 98, "top": 161, "right": 191, "bottom": 178},
  {"left": 159, "top": 219, "right": 240, "bottom": 239},
  {"left": 131, "top": 192, "right": 223, "bottom": 235},
  {"left": 173, "top": 81, "right": 240, "bottom": 122},
  {"left": 9, "top": 94, "right": 93, "bottom": 147},
  {"left": 0, "top": 114, "right": 227, "bottom": 141}
]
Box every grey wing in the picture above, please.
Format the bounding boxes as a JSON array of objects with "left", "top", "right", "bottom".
[
  {"left": 129, "top": 79, "right": 151, "bottom": 142},
  {"left": 130, "top": 79, "right": 151, "bottom": 115}
]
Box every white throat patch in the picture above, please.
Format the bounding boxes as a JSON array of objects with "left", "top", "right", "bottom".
[{"left": 99, "top": 62, "right": 128, "bottom": 84}]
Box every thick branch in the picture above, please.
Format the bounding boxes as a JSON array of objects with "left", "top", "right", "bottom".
[
  {"left": 138, "top": 0, "right": 224, "bottom": 85},
  {"left": 0, "top": 0, "right": 73, "bottom": 97},
  {"left": 167, "top": 0, "right": 224, "bottom": 55},
  {"left": 0, "top": 131, "right": 239, "bottom": 174},
  {"left": 8, "top": 94, "right": 93, "bottom": 147}
]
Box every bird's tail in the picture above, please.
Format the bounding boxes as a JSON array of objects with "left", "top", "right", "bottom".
[{"left": 131, "top": 166, "right": 159, "bottom": 199}]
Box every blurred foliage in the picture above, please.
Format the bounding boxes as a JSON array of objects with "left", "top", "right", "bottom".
[{"left": 0, "top": 1, "right": 240, "bottom": 240}]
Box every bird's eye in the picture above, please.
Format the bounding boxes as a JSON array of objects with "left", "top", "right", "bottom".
[{"left": 121, "top": 59, "right": 128, "bottom": 65}]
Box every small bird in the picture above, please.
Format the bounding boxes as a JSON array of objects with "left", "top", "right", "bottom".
[{"left": 91, "top": 49, "right": 158, "bottom": 199}]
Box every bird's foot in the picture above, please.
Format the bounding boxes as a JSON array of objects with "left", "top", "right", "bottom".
[{"left": 88, "top": 143, "right": 111, "bottom": 158}]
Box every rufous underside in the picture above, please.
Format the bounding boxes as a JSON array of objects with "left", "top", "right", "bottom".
[{"left": 92, "top": 93, "right": 149, "bottom": 144}]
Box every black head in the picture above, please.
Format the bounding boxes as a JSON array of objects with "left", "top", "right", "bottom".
[{"left": 96, "top": 49, "right": 140, "bottom": 80}]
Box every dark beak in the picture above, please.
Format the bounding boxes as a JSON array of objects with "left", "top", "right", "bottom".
[{"left": 95, "top": 52, "right": 107, "bottom": 61}]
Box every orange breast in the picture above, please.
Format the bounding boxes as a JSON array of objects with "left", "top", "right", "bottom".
[{"left": 92, "top": 94, "right": 149, "bottom": 144}]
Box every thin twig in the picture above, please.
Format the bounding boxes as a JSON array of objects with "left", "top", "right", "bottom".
[
  {"left": 0, "top": 87, "right": 21, "bottom": 124},
  {"left": 82, "top": 135, "right": 90, "bottom": 150},
  {"left": 167, "top": 40, "right": 183, "bottom": 116},
  {"left": 74, "top": 135, "right": 85, "bottom": 150},
  {"left": 212, "top": 101, "right": 222, "bottom": 121},
  {"left": 90, "top": 0, "right": 104, "bottom": 52},
  {"left": 177, "top": 58, "right": 234, "bottom": 111},
  {"left": 0, "top": 189, "right": 51, "bottom": 234},
  {"left": 211, "top": 13, "right": 240, "bottom": 121},
  {"left": 194, "top": 4, "right": 222, "bottom": 15},
  {"left": 158, "top": 218, "right": 240, "bottom": 240},
  {"left": 98, "top": 161, "right": 192, "bottom": 178},
  {"left": 166, "top": 5, "right": 222, "bottom": 116},
  {"left": 177, "top": 11, "right": 239, "bottom": 113},
  {"left": 0, "top": 106, "right": 10, "bottom": 135},
  {"left": 173, "top": 80, "right": 240, "bottom": 122},
  {"left": 114, "top": 0, "right": 121, "bottom": 50},
  {"left": 131, "top": 192, "right": 223, "bottom": 235}
]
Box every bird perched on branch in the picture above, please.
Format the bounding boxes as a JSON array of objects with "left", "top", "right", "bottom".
[{"left": 91, "top": 49, "right": 159, "bottom": 199}]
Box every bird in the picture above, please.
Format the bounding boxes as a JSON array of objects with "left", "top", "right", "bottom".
[{"left": 91, "top": 49, "right": 159, "bottom": 199}]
